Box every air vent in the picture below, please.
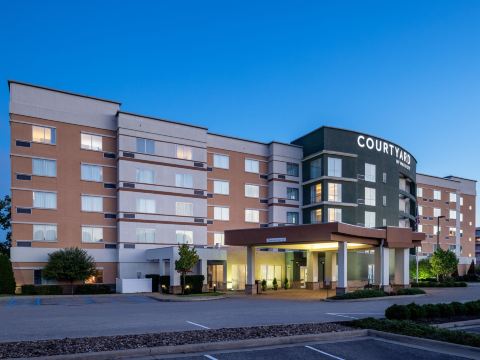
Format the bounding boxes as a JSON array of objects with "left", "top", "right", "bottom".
[
  {"left": 104, "top": 213, "right": 116, "bottom": 219},
  {"left": 105, "top": 244, "right": 117, "bottom": 249},
  {"left": 16, "top": 140, "right": 31, "bottom": 147},
  {"left": 207, "top": 193, "right": 213, "bottom": 198},
  {"left": 207, "top": 220, "right": 213, "bottom": 224},
  {"left": 278, "top": 199, "right": 286, "bottom": 204},
  {"left": 123, "top": 213, "right": 135, "bottom": 219},
  {"left": 104, "top": 183, "right": 116, "bottom": 189},
  {"left": 123, "top": 152, "right": 134, "bottom": 158},
  {"left": 123, "top": 182, "right": 135, "bottom": 188},
  {"left": 16, "top": 174, "right": 31, "bottom": 181},
  {"left": 103, "top": 152, "right": 116, "bottom": 159},
  {"left": 207, "top": 167, "right": 213, "bottom": 172},
  {"left": 278, "top": 174, "right": 286, "bottom": 179},
  {"left": 260, "top": 174, "right": 268, "bottom": 180},
  {"left": 357, "top": 174, "right": 365, "bottom": 180},
  {"left": 357, "top": 199, "right": 365, "bottom": 205},
  {"left": 194, "top": 162, "right": 204, "bottom": 168},
  {"left": 194, "top": 190, "right": 204, "bottom": 196},
  {"left": 17, "top": 241, "right": 32, "bottom": 247},
  {"left": 124, "top": 243, "right": 135, "bottom": 249},
  {"left": 194, "top": 218, "right": 204, "bottom": 223},
  {"left": 17, "top": 208, "right": 32, "bottom": 214},
  {"left": 260, "top": 224, "right": 269, "bottom": 228},
  {"left": 260, "top": 199, "right": 268, "bottom": 204}
]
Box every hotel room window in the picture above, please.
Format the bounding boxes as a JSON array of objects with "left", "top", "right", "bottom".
[
  {"left": 81, "top": 133, "right": 102, "bottom": 151},
  {"left": 245, "top": 184, "right": 259, "bottom": 198},
  {"left": 136, "top": 198, "right": 155, "bottom": 213},
  {"left": 33, "top": 224, "right": 57, "bottom": 241},
  {"left": 176, "top": 144, "right": 193, "bottom": 160},
  {"left": 33, "top": 191, "right": 57, "bottom": 209},
  {"left": 82, "top": 227, "right": 103, "bottom": 243},
  {"left": 32, "top": 125, "right": 56, "bottom": 145},
  {"left": 32, "top": 158, "right": 56, "bottom": 177},
  {"left": 382, "top": 172, "right": 387, "bottom": 183},
  {"left": 214, "top": 180, "right": 229, "bottom": 195},
  {"left": 365, "top": 163, "right": 376, "bottom": 182},
  {"left": 449, "top": 193, "right": 457, "bottom": 202},
  {"left": 327, "top": 208, "right": 342, "bottom": 222},
  {"left": 433, "top": 190, "right": 441, "bottom": 200},
  {"left": 175, "top": 173, "right": 193, "bottom": 188},
  {"left": 214, "top": 233, "right": 225, "bottom": 246},
  {"left": 136, "top": 138, "right": 155, "bottom": 154},
  {"left": 382, "top": 195, "right": 387, "bottom": 206},
  {"left": 136, "top": 228, "right": 156, "bottom": 243},
  {"left": 417, "top": 187, "right": 423, "bottom": 197},
  {"left": 175, "top": 202, "right": 193, "bottom": 216},
  {"left": 81, "top": 164, "right": 103, "bottom": 182},
  {"left": 287, "top": 187, "right": 299, "bottom": 201},
  {"left": 286, "top": 162, "right": 299, "bottom": 177},
  {"left": 449, "top": 209, "right": 457, "bottom": 220},
  {"left": 136, "top": 168, "right": 155, "bottom": 184},
  {"left": 311, "top": 183, "right": 322, "bottom": 203},
  {"left": 286, "top": 212, "right": 299, "bottom": 224},
  {"left": 245, "top": 159, "right": 259, "bottom": 173},
  {"left": 310, "top": 158, "right": 322, "bottom": 178},
  {"left": 418, "top": 206, "right": 423, "bottom": 216},
  {"left": 327, "top": 157, "right": 342, "bottom": 177},
  {"left": 364, "top": 187, "right": 376, "bottom": 206},
  {"left": 327, "top": 183, "right": 342, "bottom": 202},
  {"left": 214, "top": 206, "right": 229, "bottom": 221},
  {"left": 176, "top": 230, "right": 193, "bottom": 244},
  {"left": 81, "top": 195, "right": 103, "bottom": 212},
  {"left": 310, "top": 208, "right": 322, "bottom": 224},
  {"left": 433, "top": 208, "right": 441, "bottom": 217},
  {"left": 417, "top": 224, "right": 423, "bottom": 232},
  {"left": 245, "top": 209, "right": 260, "bottom": 223},
  {"left": 213, "top": 154, "right": 229, "bottom": 169},
  {"left": 365, "top": 211, "right": 376, "bottom": 228}
]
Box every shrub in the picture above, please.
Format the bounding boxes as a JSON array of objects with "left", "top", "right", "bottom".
[
  {"left": 396, "top": 288, "right": 425, "bottom": 295},
  {"left": 180, "top": 275, "right": 204, "bottom": 294},
  {"left": 261, "top": 279, "right": 267, "bottom": 291},
  {"left": 424, "top": 304, "right": 441, "bottom": 319},
  {"left": 283, "top": 278, "right": 289, "bottom": 290},
  {"left": 451, "top": 301, "right": 467, "bottom": 316},
  {"left": 272, "top": 278, "right": 278, "bottom": 290},
  {"left": 159, "top": 275, "right": 170, "bottom": 293},
  {"left": 74, "top": 284, "right": 113, "bottom": 294},
  {"left": 465, "top": 300, "right": 480, "bottom": 315},
  {"left": 0, "top": 254, "right": 15, "bottom": 294},
  {"left": 331, "top": 289, "right": 386, "bottom": 300},
  {"left": 21, "top": 285, "right": 62, "bottom": 295},
  {"left": 385, "top": 304, "right": 410, "bottom": 320},
  {"left": 411, "top": 281, "right": 467, "bottom": 288},
  {"left": 406, "top": 303, "right": 427, "bottom": 320},
  {"left": 410, "top": 258, "right": 434, "bottom": 280}
]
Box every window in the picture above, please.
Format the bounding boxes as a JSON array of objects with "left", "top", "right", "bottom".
[
  {"left": 433, "top": 208, "right": 441, "bottom": 217},
  {"left": 382, "top": 218, "right": 387, "bottom": 226},
  {"left": 175, "top": 202, "right": 193, "bottom": 216},
  {"left": 417, "top": 187, "right": 423, "bottom": 197},
  {"left": 32, "top": 125, "right": 56, "bottom": 144},
  {"left": 245, "top": 209, "right": 260, "bottom": 223},
  {"left": 418, "top": 206, "right": 423, "bottom": 216},
  {"left": 433, "top": 190, "right": 441, "bottom": 200},
  {"left": 448, "top": 245, "right": 456, "bottom": 252},
  {"left": 287, "top": 187, "right": 299, "bottom": 201},
  {"left": 33, "top": 191, "right": 56, "bottom": 209},
  {"left": 213, "top": 180, "right": 229, "bottom": 195},
  {"left": 449, "top": 209, "right": 457, "bottom": 220},
  {"left": 81, "top": 195, "right": 103, "bottom": 212},
  {"left": 245, "top": 184, "right": 260, "bottom": 198},
  {"left": 81, "top": 133, "right": 102, "bottom": 151},
  {"left": 214, "top": 206, "right": 229, "bottom": 221},
  {"left": 136, "top": 169, "right": 154, "bottom": 184},
  {"left": 365, "top": 163, "right": 376, "bottom": 182},
  {"left": 213, "top": 154, "right": 229, "bottom": 169},
  {"left": 382, "top": 195, "right": 387, "bottom": 206},
  {"left": 34, "top": 269, "right": 43, "bottom": 285},
  {"left": 433, "top": 225, "right": 440, "bottom": 234},
  {"left": 176, "top": 230, "right": 193, "bottom": 244},
  {"left": 136, "top": 228, "right": 156, "bottom": 243},
  {"left": 176, "top": 144, "right": 192, "bottom": 160},
  {"left": 86, "top": 270, "right": 103, "bottom": 284},
  {"left": 365, "top": 187, "right": 376, "bottom": 206},
  {"left": 33, "top": 224, "right": 57, "bottom": 241},
  {"left": 82, "top": 227, "right": 103, "bottom": 243},
  {"left": 245, "top": 159, "right": 260, "bottom": 173},
  {"left": 311, "top": 183, "right": 322, "bottom": 203},
  {"left": 327, "top": 157, "right": 342, "bottom": 177},
  {"left": 449, "top": 227, "right": 457, "bottom": 236},
  {"left": 460, "top": 197, "right": 464, "bottom": 206},
  {"left": 328, "top": 183, "right": 342, "bottom": 202},
  {"left": 382, "top": 172, "right": 387, "bottom": 183},
  {"left": 311, "top": 208, "right": 322, "bottom": 224},
  {"left": 175, "top": 173, "right": 193, "bottom": 188},
  {"left": 32, "top": 158, "right": 56, "bottom": 177},
  {"left": 418, "top": 224, "right": 423, "bottom": 232},
  {"left": 365, "top": 211, "right": 376, "bottom": 228},
  {"left": 136, "top": 138, "right": 155, "bottom": 154},
  {"left": 213, "top": 233, "right": 225, "bottom": 246},
  {"left": 286, "top": 163, "right": 299, "bottom": 177},
  {"left": 287, "top": 212, "right": 299, "bottom": 224},
  {"left": 136, "top": 198, "right": 155, "bottom": 213},
  {"left": 81, "top": 164, "right": 103, "bottom": 182},
  {"left": 460, "top": 213, "right": 463, "bottom": 222},
  {"left": 327, "top": 208, "right": 342, "bottom": 222},
  {"left": 310, "top": 158, "right": 322, "bottom": 178},
  {"left": 449, "top": 193, "right": 457, "bottom": 203}
]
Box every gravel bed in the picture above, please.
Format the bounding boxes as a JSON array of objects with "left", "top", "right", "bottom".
[{"left": 0, "top": 322, "right": 350, "bottom": 358}]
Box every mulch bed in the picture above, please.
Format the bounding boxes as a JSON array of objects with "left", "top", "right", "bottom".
[{"left": 0, "top": 322, "right": 350, "bottom": 358}]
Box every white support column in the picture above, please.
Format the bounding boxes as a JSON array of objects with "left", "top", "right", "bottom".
[
  {"left": 306, "top": 251, "right": 319, "bottom": 290},
  {"left": 374, "top": 244, "right": 390, "bottom": 291},
  {"left": 246, "top": 246, "right": 257, "bottom": 295},
  {"left": 200, "top": 259, "right": 208, "bottom": 292},
  {"left": 170, "top": 259, "right": 181, "bottom": 294},
  {"left": 336, "top": 242, "right": 348, "bottom": 295},
  {"left": 394, "top": 248, "right": 410, "bottom": 287}
]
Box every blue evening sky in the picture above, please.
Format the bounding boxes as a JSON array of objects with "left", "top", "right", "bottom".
[{"left": 0, "top": 1, "right": 479, "bottom": 241}]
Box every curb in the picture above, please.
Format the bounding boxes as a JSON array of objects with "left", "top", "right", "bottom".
[
  {"left": 149, "top": 295, "right": 228, "bottom": 302},
  {"left": 436, "top": 318, "right": 480, "bottom": 329},
  {"left": 13, "top": 330, "right": 368, "bottom": 360},
  {"left": 323, "top": 294, "right": 426, "bottom": 302}
]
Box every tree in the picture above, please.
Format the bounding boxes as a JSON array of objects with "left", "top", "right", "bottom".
[
  {"left": 174, "top": 244, "right": 199, "bottom": 294},
  {"left": 42, "top": 248, "right": 97, "bottom": 294},
  {"left": 0, "top": 254, "right": 15, "bottom": 294},
  {"left": 467, "top": 260, "right": 476, "bottom": 276},
  {"left": 409, "top": 258, "right": 434, "bottom": 280},
  {"left": 0, "top": 195, "right": 11, "bottom": 257},
  {"left": 430, "top": 249, "right": 458, "bottom": 281}
]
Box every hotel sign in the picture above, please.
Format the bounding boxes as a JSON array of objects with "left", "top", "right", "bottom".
[
  {"left": 357, "top": 135, "right": 412, "bottom": 171},
  {"left": 266, "top": 237, "right": 287, "bottom": 243}
]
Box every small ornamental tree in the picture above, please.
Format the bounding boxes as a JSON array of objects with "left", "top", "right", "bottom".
[
  {"left": 42, "top": 248, "right": 97, "bottom": 294},
  {"left": 174, "top": 244, "right": 199, "bottom": 294},
  {"left": 0, "top": 195, "right": 12, "bottom": 257},
  {"left": 0, "top": 254, "right": 16, "bottom": 294},
  {"left": 467, "top": 260, "right": 476, "bottom": 276},
  {"left": 430, "top": 249, "right": 458, "bottom": 281}
]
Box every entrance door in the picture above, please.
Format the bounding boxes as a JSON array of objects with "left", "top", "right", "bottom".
[
  {"left": 207, "top": 264, "right": 224, "bottom": 290},
  {"left": 300, "top": 266, "right": 307, "bottom": 288},
  {"left": 231, "top": 264, "right": 246, "bottom": 290}
]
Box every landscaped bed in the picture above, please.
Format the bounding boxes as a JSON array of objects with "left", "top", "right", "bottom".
[
  {"left": 328, "top": 287, "right": 425, "bottom": 300},
  {"left": 411, "top": 281, "right": 467, "bottom": 288},
  {"left": 0, "top": 323, "right": 350, "bottom": 359}
]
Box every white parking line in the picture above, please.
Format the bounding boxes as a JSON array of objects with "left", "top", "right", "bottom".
[
  {"left": 305, "top": 345, "right": 345, "bottom": 360},
  {"left": 186, "top": 321, "right": 210, "bottom": 329},
  {"left": 325, "top": 313, "right": 359, "bottom": 319},
  {"left": 204, "top": 355, "right": 218, "bottom": 360}
]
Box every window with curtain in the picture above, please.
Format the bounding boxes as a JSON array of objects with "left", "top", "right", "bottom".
[
  {"left": 33, "top": 224, "right": 57, "bottom": 241},
  {"left": 136, "top": 168, "right": 155, "bottom": 184},
  {"left": 81, "top": 195, "right": 103, "bottom": 212},
  {"left": 32, "top": 126, "right": 56, "bottom": 144},
  {"left": 33, "top": 191, "right": 57, "bottom": 209},
  {"left": 136, "top": 138, "right": 155, "bottom": 154},
  {"left": 81, "top": 133, "right": 102, "bottom": 151},
  {"left": 81, "top": 164, "right": 103, "bottom": 182},
  {"left": 136, "top": 198, "right": 155, "bottom": 213},
  {"left": 82, "top": 227, "right": 103, "bottom": 242},
  {"left": 32, "top": 158, "right": 56, "bottom": 177},
  {"left": 245, "top": 184, "right": 260, "bottom": 198}
]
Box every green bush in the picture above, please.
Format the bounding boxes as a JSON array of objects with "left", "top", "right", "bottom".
[
  {"left": 261, "top": 279, "right": 267, "bottom": 291},
  {"left": 283, "top": 278, "right": 289, "bottom": 290},
  {"left": 272, "top": 278, "right": 278, "bottom": 290},
  {"left": 409, "top": 258, "right": 434, "bottom": 280},
  {"left": 385, "top": 299, "right": 480, "bottom": 321},
  {"left": 465, "top": 300, "right": 480, "bottom": 315},
  {"left": 424, "top": 304, "right": 441, "bottom": 319},
  {"left": 74, "top": 284, "right": 114, "bottom": 294},
  {"left": 451, "top": 301, "right": 467, "bottom": 316},
  {"left": 406, "top": 303, "right": 427, "bottom": 320},
  {"left": 411, "top": 281, "right": 467, "bottom": 288},
  {"left": 180, "top": 275, "right": 204, "bottom": 294},
  {"left": 331, "top": 289, "right": 386, "bottom": 300},
  {"left": 385, "top": 304, "right": 410, "bottom": 320},
  {"left": 21, "top": 285, "right": 63, "bottom": 295},
  {"left": 0, "top": 254, "right": 15, "bottom": 294},
  {"left": 395, "top": 288, "right": 425, "bottom": 295}
]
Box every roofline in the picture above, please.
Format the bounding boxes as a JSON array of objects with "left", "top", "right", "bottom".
[
  {"left": 291, "top": 125, "right": 418, "bottom": 164},
  {"left": 444, "top": 175, "right": 477, "bottom": 183},
  {"left": 208, "top": 132, "right": 302, "bottom": 148},
  {"left": 8, "top": 80, "right": 122, "bottom": 105},
  {"left": 416, "top": 173, "right": 461, "bottom": 183},
  {"left": 117, "top": 111, "right": 208, "bottom": 130}
]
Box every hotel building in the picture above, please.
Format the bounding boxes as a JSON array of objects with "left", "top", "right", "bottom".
[{"left": 8, "top": 81, "right": 476, "bottom": 294}]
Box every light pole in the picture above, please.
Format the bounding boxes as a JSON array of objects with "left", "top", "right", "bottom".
[{"left": 436, "top": 215, "right": 446, "bottom": 250}]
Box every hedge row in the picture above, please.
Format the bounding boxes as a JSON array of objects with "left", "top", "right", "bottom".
[
  {"left": 21, "top": 284, "right": 114, "bottom": 295},
  {"left": 350, "top": 318, "right": 480, "bottom": 348},
  {"left": 330, "top": 287, "right": 425, "bottom": 300},
  {"left": 411, "top": 281, "right": 467, "bottom": 288},
  {"left": 385, "top": 300, "right": 480, "bottom": 320}
]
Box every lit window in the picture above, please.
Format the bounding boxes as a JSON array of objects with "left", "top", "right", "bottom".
[
  {"left": 136, "top": 198, "right": 155, "bottom": 213},
  {"left": 433, "top": 208, "right": 441, "bottom": 217},
  {"left": 214, "top": 180, "right": 229, "bottom": 195},
  {"left": 287, "top": 187, "right": 299, "bottom": 200},
  {"left": 176, "top": 144, "right": 192, "bottom": 160},
  {"left": 365, "top": 211, "right": 376, "bottom": 228},
  {"left": 245, "top": 209, "right": 260, "bottom": 223},
  {"left": 32, "top": 126, "right": 56, "bottom": 144},
  {"left": 175, "top": 202, "right": 193, "bottom": 216},
  {"left": 449, "top": 209, "right": 457, "bottom": 220},
  {"left": 310, "top": 208, "right": 322, "bottom": 224},
  {"left": 449, "top": 193, "right": 457, "bottom": 203},
  {"left": 176, "top": 230, "right": 193, "bottom": 244},
  {"left": 382, "top": 195, "right": 387, "bottom": 206},
  {"left": 310, "top": 158, "right": 322, "bottom": 178},
  {"left": 328, "top": 183, "right": 342, "bottom": 202},
  {"left": 81, "top": 133, "right": 102, "bottom": 151},
  {"left": 365, "top": 187, "right": 376, "bottom": 206},
  {"left": 175, "top": 173, "right": 193, "bottom": 188},
  {"left": 136, "top": 138, "right": 155, "bottom": 154},
  {"left": 213, "top": 233, "right": 224, "bottom": 246},
  {"left": 32, "top": 158, "right": 56, "bottom": 177},
  {"left": 33, "top": 191, "right": 57, "bottom": 209},
  {"left": 286, "top": 163, "right": 299, "bottom": 177},
  {"left": 460, "top": 197, "right": 464, "bottom": 206},
  {"left": 365, "top": 163, "right": 376, "bottom": 182},
  {"left": 136, "top": 228, "right": 156, "bottom": 243},
  {"left": 327, "top": 157, "right": 342, "bottom": 177},
  {"left": 382, "top": 172, "right": 387, "bottom": 183},
  {"left": 460, "top": 213, "right": 463, "bottom": 222},
  {"left": 418, "top": 206, "right": 423, "bottom": 216},
  {"left": 33, "top": 224, "right": 57, "bottom": 241},
  {"left": 311, "top": 183, "right": 322, "bottom": 203},
  {"left": 449, "top": 227, "right": 456, "bottom": 236},
  {"left": 81, "top": 195, "right": 103, "bottom": 212},
  {"left": 213, "top": 154, "right": 229, "bottom": 169},
  {"left": 418, "top": 224, "right": 423, "bottom": 232},
  {"left": 433, "top": 225, "right": 440, "bottom": 234},
  {"left": 327, "top": 208, "right": 342, "bottom": 222},
  {"left": 81, "top": 164, "right": 103, "bottom": 182},
  {"left": 245, "top": 159, "right": 260, "bottom": 173},
  {"left": 136, "top": 169, "right": 155, "bottom": 184},
  {"left": 382, "top": 218, "right": 387, "bottom": 226},
  {"left": 433, "top": 190, "right": 441, "bottom": 200},
  {"left": 417, "top": 187, "right": 423, "bottom": 197},
  {"left": 287, "top": 212, "right": 299, "bottom": 224},
  {"left": 82, "top": 227, "right": 103, "bottom": 243},
  {"left": 245, "top": 184, "right": 260, "bottom": 198},
  {"left": 214, "top": 206, "right": 229, "bottom": 221}
]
